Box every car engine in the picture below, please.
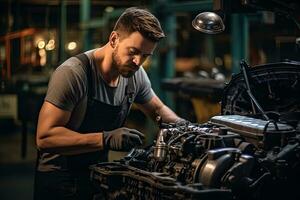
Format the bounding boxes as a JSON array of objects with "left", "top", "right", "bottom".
[{"left": 90, "top": 61, "right": 300, "bottom": 200}]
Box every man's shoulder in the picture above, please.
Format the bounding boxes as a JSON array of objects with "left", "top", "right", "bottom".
[
  {"left": 54, "top": 56, "right": 87, "bottom": 77},
  {"left": 58, "top": 56, "right": 83, "bottom": 69},
  {"left": 135, "top": 66, "right": 148, "bottom": 77},
  {"left": 58, "top": 49, "right": 96, "bottom": 72},
  {"left": 58, "top": 48, "right": 97, "bottom": 68}
]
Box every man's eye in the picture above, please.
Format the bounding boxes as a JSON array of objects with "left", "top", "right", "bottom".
[{"left": 129, "top": 50, "right": 137, "bottom": 55}]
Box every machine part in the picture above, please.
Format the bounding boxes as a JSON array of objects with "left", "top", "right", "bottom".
[
  {"left": 197, "top": 134, "right": 225, "bottom": 150},
  {"left": 90, "top": 61, "right": 300, "bottom": 200},
  {"left": 240, "top": 60, "right": 269, "bottom": 120},
  {"left": 221, "top": 61, "right": 300, "bottom": 118},
  {"left": 210, "top": 115, "right": 295, "bottom": 149},
  {"left": 90, "top": 120, "right": 300, "bottom": 200},
  {"left": 91, "top": 162, "right": 233, "bottom": 200},
  {"left": 198, "top": 148, "right": 243, "bottom": 187},
  {"left": 154, "top": 129, "right": 168, "bottom": 161}
]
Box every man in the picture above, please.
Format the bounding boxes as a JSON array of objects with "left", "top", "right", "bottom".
[{"left": 34, "top": 7, "right": 185, "bottom": 200}]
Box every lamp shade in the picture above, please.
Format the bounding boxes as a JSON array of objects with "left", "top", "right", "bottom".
[{"left": 192, "top": 12, "right": 225, "bottom": 34}]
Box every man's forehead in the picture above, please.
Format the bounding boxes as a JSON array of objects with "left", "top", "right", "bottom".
[{"left": 120, "top": 33, "right": 157, "bottom": 54}]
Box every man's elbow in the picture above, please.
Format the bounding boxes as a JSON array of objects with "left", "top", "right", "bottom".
[{"left": 36, "top": 131, "right": 51, "bottom": 150}]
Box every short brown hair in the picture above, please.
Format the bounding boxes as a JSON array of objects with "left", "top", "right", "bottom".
[{"left": 113, "top": 7, "right": 165, "bottom": 42}]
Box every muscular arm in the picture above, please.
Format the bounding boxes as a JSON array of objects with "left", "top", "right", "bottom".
[
  {"left": 136, "top": 94, "right": 181, "bottom": 123},
  {"left": 36, "top": 101, "right": 104, "bottom": 155}
]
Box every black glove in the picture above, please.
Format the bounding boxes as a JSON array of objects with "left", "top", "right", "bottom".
[
  {"left": 103, "top": 127, "right": 145, "bottom": 151},
  {"left": 175, "top": 118, "right": 191, "bottom": 126}
]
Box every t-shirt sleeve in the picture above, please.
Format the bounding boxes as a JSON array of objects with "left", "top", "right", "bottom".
[
  {"left": 45, "top": 57, "right": 87, "bottom": 111},
  {"left": 134, "top": 67, "right": 154, "bottom": 104}
]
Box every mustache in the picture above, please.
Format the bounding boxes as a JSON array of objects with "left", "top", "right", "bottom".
[{"left": 126, "top": 63, "right": 139, "bottom": 69}]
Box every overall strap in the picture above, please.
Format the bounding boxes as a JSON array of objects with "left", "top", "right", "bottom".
[
  {"left": 126, "top": 77, "right": 135, "bottom": 104},
  {"left": 75, "top": 53, "right": 94, "bottom": 97}
]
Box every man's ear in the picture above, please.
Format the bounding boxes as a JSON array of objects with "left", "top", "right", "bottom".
[{"left": 109, "top": 31, "right": 118, "bottom": 48}]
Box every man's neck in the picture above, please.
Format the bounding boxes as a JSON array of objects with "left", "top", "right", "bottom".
[{"left": 93, "top": 45, "right": 120, "bottom": 87}]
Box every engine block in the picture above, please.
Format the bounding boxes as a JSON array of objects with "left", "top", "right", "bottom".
[
  {"left": 90, "top": 116, "right": 300, "bottom": 200},
  {"left": 90, "top": 61, "right": 300, "bottom": 200}
]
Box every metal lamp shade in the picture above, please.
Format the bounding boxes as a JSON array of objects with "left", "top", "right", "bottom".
[{"left": 192, "top": 12, "right": 225, "bottom": 34}]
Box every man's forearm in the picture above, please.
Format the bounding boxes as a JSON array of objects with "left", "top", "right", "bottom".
[
  {"left": 156, "top": 104, "right": 181, "bottom": 123},
  {"left": 137, "top": 95, "right": 184, "bottom": 124},
  {"left": 37, "top": 127, "right": 104, "bottom": 155}
]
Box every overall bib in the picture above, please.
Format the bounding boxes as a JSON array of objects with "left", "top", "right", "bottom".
[{"left": 34, "top": 53, "right": 135, "bottom": 200}]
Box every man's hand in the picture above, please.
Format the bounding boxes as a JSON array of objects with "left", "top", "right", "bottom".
[
  {"left": 175, "top": 118, "right": 191, "bottom": 126},
  {"left": 103, "top": 127, "right": 145, "bottom": 151}
]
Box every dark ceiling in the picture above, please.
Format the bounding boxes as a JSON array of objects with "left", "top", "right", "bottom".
[
  {"left": 14, "top": 0, "right": 141, "bottom": 6},
  {"left": 0, "top": 0, "right": 150, "bottom": 35}
]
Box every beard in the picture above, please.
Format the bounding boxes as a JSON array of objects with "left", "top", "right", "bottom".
[{"left": 112, "top": 47, "right": 138, "bottom": 78}]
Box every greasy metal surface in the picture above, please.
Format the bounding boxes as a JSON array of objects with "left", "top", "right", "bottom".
[{"left": 210, "top": 115, "right": 294, "bottom": 135}]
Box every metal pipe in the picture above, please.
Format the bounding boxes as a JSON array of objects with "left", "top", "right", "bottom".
[{"left": 240, "top": 60, "right": 269, "bottom": 120}]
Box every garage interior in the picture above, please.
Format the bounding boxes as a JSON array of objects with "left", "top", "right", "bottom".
[{"left": 0, "top": 0, "right": 300, "bottom": 200}]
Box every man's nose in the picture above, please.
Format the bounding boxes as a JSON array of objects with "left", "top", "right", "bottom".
[{"left": 133, "top": 55, "right": 142, "bottom": 66}]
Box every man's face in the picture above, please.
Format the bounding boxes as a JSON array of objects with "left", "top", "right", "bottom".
[{"left": 112, "top": 31, "right": 157, "bottom": 78}]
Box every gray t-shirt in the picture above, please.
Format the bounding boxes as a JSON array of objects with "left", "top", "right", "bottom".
[{"left": 45, "top": 49, "right": 154, "bottom": 130}]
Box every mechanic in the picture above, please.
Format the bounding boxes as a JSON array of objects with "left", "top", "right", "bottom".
[{"left": 34, "top": 7, "right": 187, "bottom": 200}]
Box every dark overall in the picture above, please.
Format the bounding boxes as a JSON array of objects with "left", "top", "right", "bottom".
[{"left": 34, "top": 53, "right": 135, "bottom": 200}]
